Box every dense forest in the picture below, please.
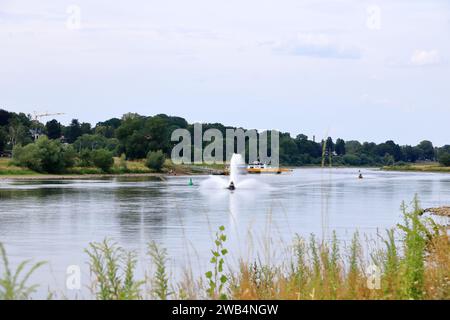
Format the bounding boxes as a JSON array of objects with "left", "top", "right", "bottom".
[{"left": 1, "top": 108, "right": 449, "bottom": 173}]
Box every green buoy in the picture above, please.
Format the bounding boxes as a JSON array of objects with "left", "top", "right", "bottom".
[{"left": 188, "top": 178, "right": 193, "bottom": 186}]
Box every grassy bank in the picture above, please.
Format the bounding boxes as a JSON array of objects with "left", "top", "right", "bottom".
[
  {"left": 0, "top": 158, "right": 39, "bottom": 176},
  {"left": 0, "top": 157, "right": 214, "bottom": 178},
  {"left": 383, "top": 162, "right": 450, "bottom": 173},
  {"left": 0, "top": 197, "right": 449, "bottom": 300}
]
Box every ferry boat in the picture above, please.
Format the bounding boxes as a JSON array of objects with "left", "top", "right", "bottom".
[{"left": 246, "top": 161, "right": 291, "bottom": 174}]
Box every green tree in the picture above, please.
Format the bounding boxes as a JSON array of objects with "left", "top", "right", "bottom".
[
  {"left": 0, "top": 127, "right": 7, "bottom": 152},
  {"left": 417, "top": 140, "right": 435, "bottom": 161},
  {"left": 45, "top": 119, "right": 62, "bottom": 140},
  {"left": 35, "top": 137, "right": 72, "bottom": 173},
  {"left": 78, "top": 149, "right": 93, "bottom": 167},
  {"left": 280, "top": 133, "right": 298, "bottom": 164},
  {"left": 438, "top": 153, "right": 450, "bottom": 166},
  {"left": 144, "top": 116, "right": 172, "bottom": 153},
  {"left": 65, "top": 119, "right": 83, "bottom": 143},
  {"left": 326, "top": 137, "right": 335, "bottom": 153},
  {"left": 343, "top": 154, "right": 361, "bottom": 166},
  {"left": 74, "top": 134, "right": 119, "bottom": 154},
  {"left": 401, "top": 145, "right": 421, "bottom": 163},
  {"left": 91, "top": 149, "right": 114, "bottom": 172},
  {"left": 8, "top": 119, "right": 32, "bottom": 147},
  {"left": 335, "top": 138, "right": 346, "bottom": 155},
  {"left": 63, "top": 145, "right": 77, "bottom": 168},
  {"left": 439, "top": 145, "right": 450, "bottom": 155},
  {"left": 345, "top": 140, "right": 362, "bottom": 155},
  {"left": 383, "top": 153, "right": 395, "bottom": 166},
  {"left": 145, "top": 150, "right": 165, "bottom": 172},
  {"left": 0, "top": 109, "right": 13, "bottom": 126},
  {"left": 80, "top": 122, "right": 92, "bottom": 135},
  {"left": 377, "top": 141, "right": 402, "bottom": 162},
  {"left": 116, "top": 115, "right": 147, "bottom": 159}
]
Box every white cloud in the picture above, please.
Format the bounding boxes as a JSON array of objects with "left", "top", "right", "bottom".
[
  {"left": 271, "top": 33, "right": 361, "bottom": 60},
  {"left": 410, "top": 50, "right": 441, "bottom": 66}
]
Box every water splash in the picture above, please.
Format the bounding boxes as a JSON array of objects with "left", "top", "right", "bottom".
[
  {"left": 200, "top": 154, "right": 269, "bottom": 191},
  {"left": 229, "top": 153, "right": 244, "bottom": 187}
]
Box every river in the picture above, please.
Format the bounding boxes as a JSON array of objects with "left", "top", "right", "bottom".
[{"left": 0, "top": 168, "right": 449, "bottom": 298}]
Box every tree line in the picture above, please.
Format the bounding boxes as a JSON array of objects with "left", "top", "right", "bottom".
[{"left": 1, "top": 108, "right": 449, "bottom": 173}]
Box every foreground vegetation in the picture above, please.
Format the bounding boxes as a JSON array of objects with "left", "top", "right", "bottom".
[{"left": 1, "top": 197, "right": 449, "bottom": 300}]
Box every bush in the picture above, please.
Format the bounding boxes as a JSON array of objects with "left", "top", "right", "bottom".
[
  {"left": 145, "top": 150, "right": 165, "bottom": 172},
  {"left": 12, "top": 143, "right": 41, "bottom": 172},
  {"left": 91, "top": 149, "right": 114, "bottom": 173},
  {"left": 78, "top": 149, "right": 93, "bottom": 167},
  {"left": 12, "top": 136, "right": 75, "bottom": 173},
  {"left": 62, "top": 145, "right": 77, "bottom": 168},
  {"left": 438, "top": 153, "right": 450, "bottom": 166}
]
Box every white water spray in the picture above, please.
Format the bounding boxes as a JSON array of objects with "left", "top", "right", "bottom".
[
  {"left": 228, "top": 153, "right": 244, "bottom": 188},
  {"left": 200, "top": 153, "right": 268, "bottom": 191}
]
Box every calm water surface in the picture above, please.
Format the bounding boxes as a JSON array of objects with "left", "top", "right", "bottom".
[{"left": 0, "top": 168, "right": 449, "bottom": 298}]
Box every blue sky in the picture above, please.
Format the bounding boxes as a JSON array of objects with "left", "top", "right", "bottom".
[{"left": 1, "top": 0, "right": 449, "bottom": 145}]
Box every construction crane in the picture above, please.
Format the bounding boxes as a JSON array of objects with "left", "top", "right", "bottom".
[
  {"left": 30, "top": 111, "right": 66, "bottom": 140},
  {"left": 32, "top": 111, "right": 65, "bottom": 122}
]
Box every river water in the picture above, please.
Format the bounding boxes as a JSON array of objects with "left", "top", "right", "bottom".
[{"left": 0, "top": 168, "right": 449, "bottom": 298}]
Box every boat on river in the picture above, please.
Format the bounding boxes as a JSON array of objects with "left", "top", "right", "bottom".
[{"left": 246, "top": 161, "right": 291, "bottom": 174}]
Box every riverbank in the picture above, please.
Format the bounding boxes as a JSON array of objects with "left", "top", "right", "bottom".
[
  {"left": 0, "top": 157, "right": 225, "bottom": 180},
  {"left": 0, "top": 172, "right": 169, "bottom": 181},
  {"left": 422, "top": 206, "right": 450, "bottom": 217},
  {"left": 382, "top": 162, "right": 450, "bottom": 173}
]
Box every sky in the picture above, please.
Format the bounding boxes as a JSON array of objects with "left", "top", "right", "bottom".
[{"left": 0, "top": 0, "right": 449, "bottom": 146}]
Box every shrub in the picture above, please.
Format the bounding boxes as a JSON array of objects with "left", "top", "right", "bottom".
[
  {"left": 12, "top": 136, "right": 75, "bottom": 173},
  {"left": 438, "top": 153, "right": 450, "bottom": 166},
  {"left": 36, "top": 137, "right": 68, "bottom": 173},
  {"left": 62, "top": 145, "right": 77, "bottom": 168},
  {"left": 12, "top": 143, "right": 41, "bottom": 172},
  {"left": 145, "top": 150, "right": 165, "bottom": 172},
  {"left": 91, "top": 149, "right": 114, "bottom": 173},
  {"left": 78, "top": 149, "right": 93, "bottom": 167}
]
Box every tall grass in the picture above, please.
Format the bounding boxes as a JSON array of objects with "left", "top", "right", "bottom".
[
  {"left": 1, "top": 197, "right": 449, "bottom": 300},
  {"left": 148, "top": 241, "right": 172, "bottom": 300},
  {"left": 0, "top": 243, "right": 45, "bottom": 300},
  {"left": 85, "top": 239, "right": 143, "bottom": 300}
]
